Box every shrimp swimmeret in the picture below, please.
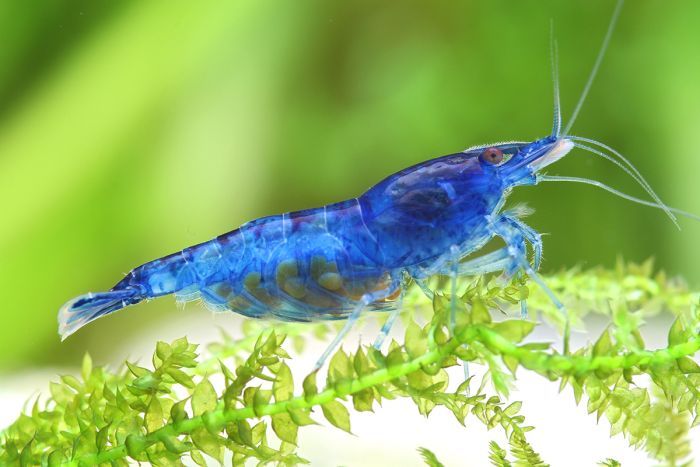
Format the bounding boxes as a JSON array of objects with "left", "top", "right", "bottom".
[{"left": 58, "top": 0, "right": 698, "bottom": 368}]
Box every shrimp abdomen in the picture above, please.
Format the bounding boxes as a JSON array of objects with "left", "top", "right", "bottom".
[{"left": 57, "top": 199, "right": 400, "bottom": 338}]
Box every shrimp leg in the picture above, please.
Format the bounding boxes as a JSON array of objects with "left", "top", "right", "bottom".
[
  {"left": 428, "top": 216, "right": 544, "bottom": 318},
  {"left": 414, "top": 278, "right": 435, "bottom": 300},
  {"left": 492, "top": 214, "right": 570, "bottom": 352},
  {"left": 373, "top": 271, "right": 412, "bottom": 349},
  {"left": 449, "top": 245, "right": 472, "bottom": 382},
  {"left": 451, "top": 248, "right": 513, "bottom": 275},
  {"left": 373, "top": 295, "right": 402, "bottom": 350},
  {"left": 314, "top": 277, "right": 401, "bottom": 370},
  {"left": 501, "top": 213, "right": 543, "bottom": 271},
  {"left": 410, "top": 248, "right": 513, "bottom": 303}
]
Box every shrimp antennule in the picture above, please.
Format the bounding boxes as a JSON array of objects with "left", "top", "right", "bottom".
[
  {"left": 550, "top": 21, "right": 562, "bottom": 138},
  {"left": 562, "top": 0, "right": 624, "bottom": 136}
]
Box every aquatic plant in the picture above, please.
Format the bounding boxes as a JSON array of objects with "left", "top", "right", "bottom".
[{"left": 1, "top": 260, "right": 699, "bottom": 466}]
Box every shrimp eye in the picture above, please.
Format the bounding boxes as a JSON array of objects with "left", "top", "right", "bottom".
[{"left": 480, "top": 147, "right": 504, "bottom": 165}]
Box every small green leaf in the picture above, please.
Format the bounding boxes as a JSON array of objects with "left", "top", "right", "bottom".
[
  {"left": 49, "top": 382, "right": 74, "bottom": 406},
  {"left": 144, "top": 397, "right": 163, "bottom": 432},
  {"left": 321, "top": 400, "right": 351, "bottom": 433},
  {"left": 503, "top": 355, "right": 519, "bottom": 375},
  {"left": 678, "top": 356, "right": 700, "bottom": 374},
  {"left": 503, "top": 401, "right": 522, "bottom": 417},
  {"left": 47, "top": 450, "right": 65, "bottom": 467},
  {"left": 191, "top": 428, "right": 223, "bottom": 463},
  {"left": 386, "top": 346, "right": 406, "bottom": 368},
  {"left": 352, "top": 388, "right": 374, "bottom": 412},
  {"left": 167, "top": 368, "right": 194, "bottom": 388},
  {"left": 631, "top": 329, "right": 645, "bottom": 349},
  {"left": 303, "top": 371, "right": 318, "bottom": 401},
  {"left": 236, "top": 420, "right": 254, "bottom": 447},
  {"left": 253, "top": 389, "right": 272, "bottom": 416},
  {"left": 250, "top": 421, "right": 267, "bottom": 445},
  {"left": 471, "top": 298, "right": 492, "bottom": 324},
  {"left": 171, "top": 336, "right": 190, "bottom": 352},
  {"left": 20, "top": 439, "right": 34, "bottom": 466},
  {"left": 456, "top": 376, "right": 473, "bottom": 394},
  {"left": 492, "top": 320, "right": 535, "bottom": 343},
  {"left": 668, "top": 317, "right": 689, "bottom": 346},
  {"left": 328, "top": 348, "right": 353, "bottom": 381},
  {"left": 125, "top": 434, "right": 146, "bottom": 459},
  {"left": 593, "top": 329, "right": 613, "bottom": 357},
  {"left": 271, "top": 412, "right": 298, "bottom": 444},
  {"left": 243, "top": 386, "right": 258, "bottom": 408},
  {"left": 432, "top": 293, "right": 450, "bottom": 315},
  {"left": 131, "top": 373, "right": 160, "bottom": 392},
  {"left": 161, "top": 435, "right": 190, "bottom": 454},
  {"left": 405, "top": 321, "right": 427, "bottom": 358},
  {"left": 170, "top": 398, "right": 189, "bottom": 423},
  {"left": 191, "top": 379, "right": 217, "bottom": 416},
  {"left": 125, "top": 362, "right": 150, "bottom": 378},
  {"left": 60, "top": 375, "right": 82, "bottom": 392},
  {"left": 288, "top": 408, "right": 317, "bottom": 426},
  {"left": 353, "top": 348, "right": 372, "bottom": 376},
  {"left": 95, "top": 424, "right": 110, "bottom": 451},
  {"left": 190, "top": 450, "right": 208, "bottom": 467},
  {"left": 156, "top": 341, "right": 172, "bottom": 361},
  {"left": 218, "top": 360, "right": 236, "bottom": 382},
  {"left": 273, "top": 363, "right": 294, "bottom": 401}
]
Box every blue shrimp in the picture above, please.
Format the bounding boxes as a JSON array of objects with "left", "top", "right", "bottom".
[{"left": 58, "top": 0, "right": 699, "bottom": 367}]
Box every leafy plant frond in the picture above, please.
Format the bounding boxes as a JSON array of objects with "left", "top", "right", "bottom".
[
  {"left": 417, "top": 447, "right": 445, "bottom": 467},
  {"left": 488, "top": 440, "right": 511, "bottom": 467},
  {"left": 598, "top": 459, "right": 622, "bottom": 467},
  {"left": 0, "top": 262, "right": 698, "bottom": 466}
]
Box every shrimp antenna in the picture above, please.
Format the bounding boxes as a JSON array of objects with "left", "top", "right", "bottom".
[
  {"left": 562, "top": 0, "right": 624, "bottom": 136},
  {"left": 571, "top": 137, "right": 679, "bottom": 228},
  {"left": 537, "top": 175, "right": 700, "bottom": 223},
  {"left": 550, "top": 21, "right": 561, "bottom": 138}
]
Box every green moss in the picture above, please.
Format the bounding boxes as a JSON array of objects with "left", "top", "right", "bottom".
[{"left": 1, "top": 261, "right": 698, "bottom": 466}]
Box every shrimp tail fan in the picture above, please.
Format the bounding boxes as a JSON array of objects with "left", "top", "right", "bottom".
[{"left": 58, "top": 287, "right": 143, "bottom": 340}]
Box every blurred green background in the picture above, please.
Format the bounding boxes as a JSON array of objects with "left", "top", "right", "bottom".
[{"left": 1, "top": 0, "right": 698, "bottom": 373}]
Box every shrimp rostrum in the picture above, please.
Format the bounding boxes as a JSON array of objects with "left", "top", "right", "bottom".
[{"left": 58, "top": 0, "right": 698, "bottom": 366}]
